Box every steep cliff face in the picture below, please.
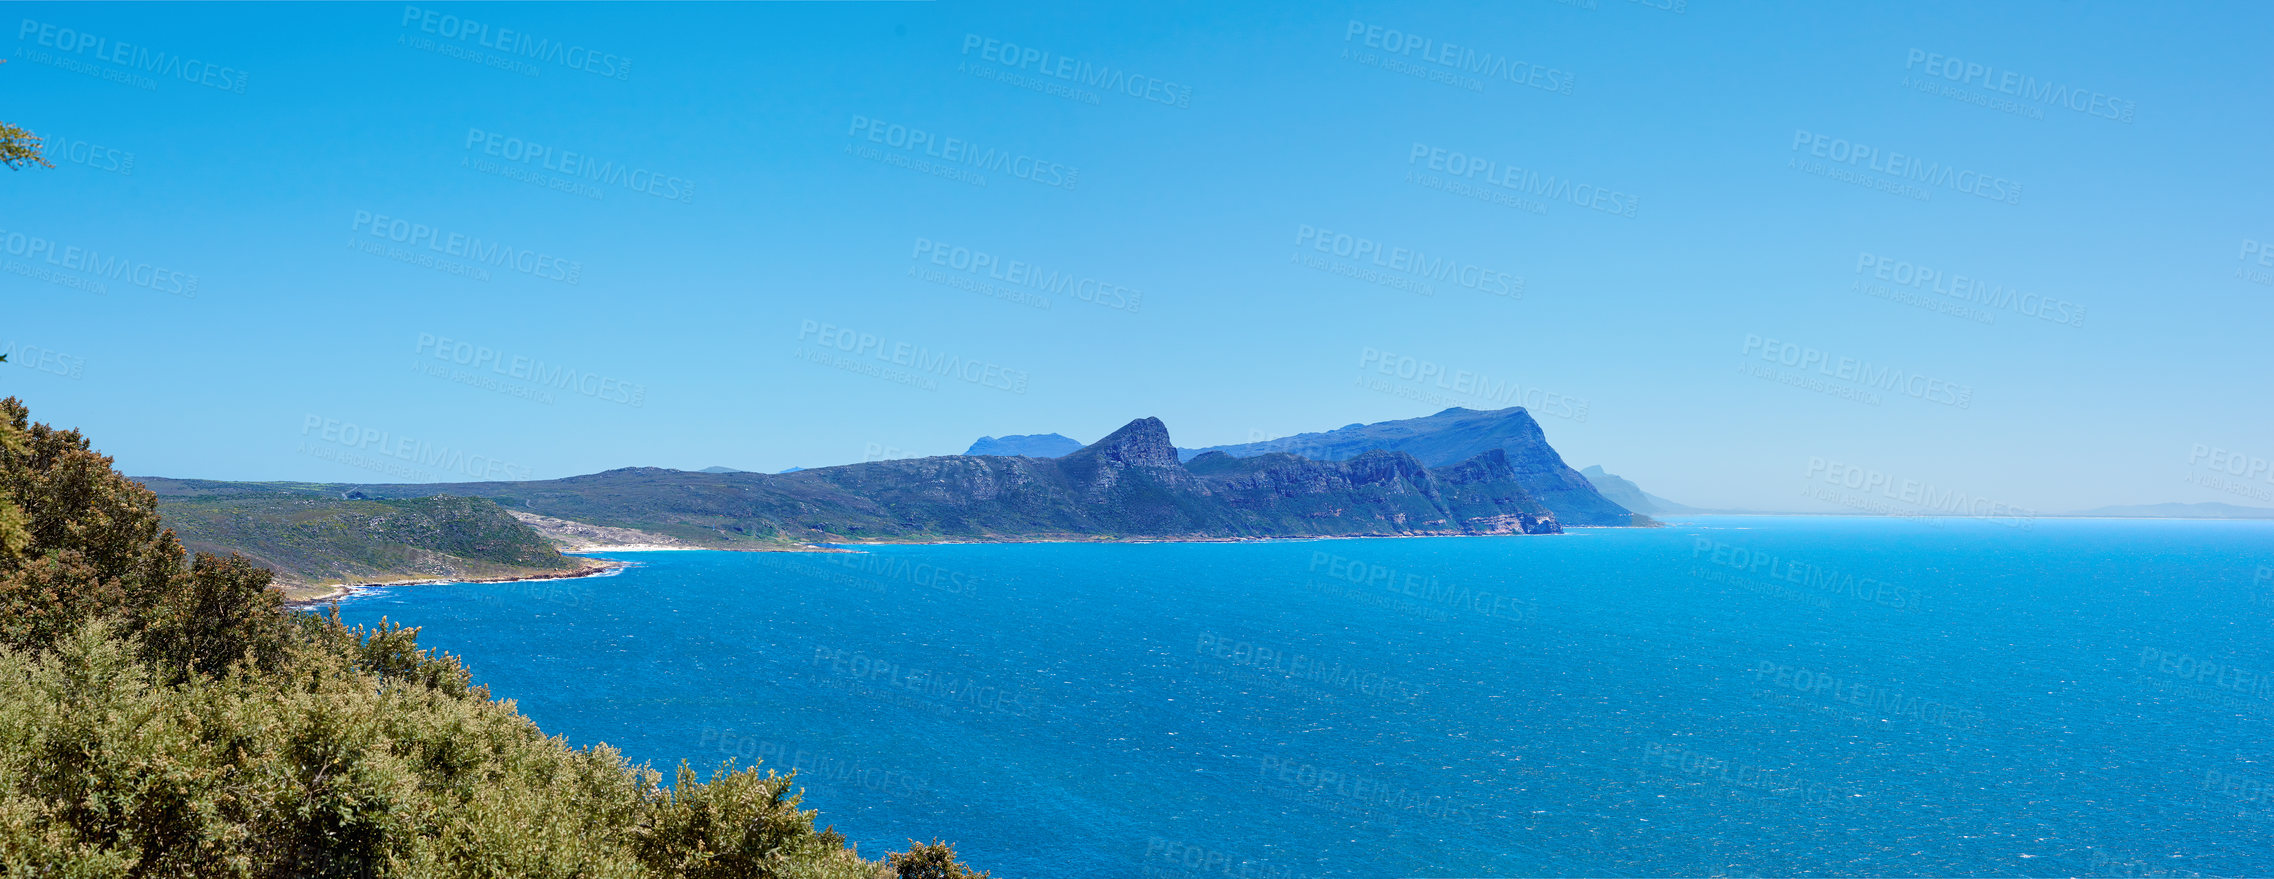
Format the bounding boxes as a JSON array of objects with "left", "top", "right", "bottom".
[
  {"left": 1057, "top": 417, "right": 1194, "bottom": 492},
  {"left": 1188, "top": 451, "right": 1444, "bottom": 534},
  {"left": 1428, "top": 449, "right": 1561, "bottom": 534},
  {"left": 1185, "top": 447, "right": 1561, "bottom": 537},
  {"left": 1181, "top": 407, "right": 1636, "bottom": 526}
]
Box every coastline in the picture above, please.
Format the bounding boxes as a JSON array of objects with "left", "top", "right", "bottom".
[
  {"left": 282, "top": 541, "right": 852, "bottom": 606},
  {"left": 286, "top": 556, "right": 629, "bottom": 607}
]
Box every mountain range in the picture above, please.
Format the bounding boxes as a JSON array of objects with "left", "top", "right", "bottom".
[
  {"left": 954, "top": 408, "right": 1640, "bottom": 527},
  {"left": 149, "top": 413, "right": 1611, "bottom": 593},
  {"left": 146, "top": 401, "right": 2274, "bottom": 600}
]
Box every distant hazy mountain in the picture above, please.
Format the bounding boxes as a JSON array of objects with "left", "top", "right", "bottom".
[
  {"left": 146, "top": 417, "right": 1581, "bottom": 550},
  {"left": 777, "top": 466, "right": 805, "bottom": 474},
  {"left": 965, "top": 433, "right": 1085, "bottom": 458},
  {"left": 696, "top": 466, "right": 745, "bottom": 474},
  {"left": 2067, "top": 502, "right": 2274, "bottom": 519},
  {"left": 1579, "top": 465, "right": 1702, "bottom": 515},
  {"left": 1179, "top": 407, "right": 1639, "bottom": 526}
]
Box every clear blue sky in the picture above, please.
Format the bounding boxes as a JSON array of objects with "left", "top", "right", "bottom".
[{"left": 4, "top": 0, "right": 2269, "bottom": 513}]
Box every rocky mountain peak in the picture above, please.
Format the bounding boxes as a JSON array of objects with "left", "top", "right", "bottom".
[{"left": 1075, "top": 417, "right": 1180, "bottom": 470}]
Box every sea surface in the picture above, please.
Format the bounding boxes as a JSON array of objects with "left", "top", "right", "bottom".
[{"left": 330, "top": 516, "right": 2274, "bottom": 878}]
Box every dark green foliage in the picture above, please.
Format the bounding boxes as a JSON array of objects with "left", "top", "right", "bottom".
[
  {"left": 0, "top": 398, "right": 984, "bottom": 877},
  {"left": 140, "top": 552, "right": 294, "bottom": 679},
  {"left": 0, "top": 406, "right": 29, "bottom": 567},
  {"left": 631, "top": 762, "right": 881, "bottom": 877},
  {"left": 888, "top": 841, "right": 993, "bottom": 879},
  {"left": 0, "top": 398, "right": 183, "bottom": 655}
]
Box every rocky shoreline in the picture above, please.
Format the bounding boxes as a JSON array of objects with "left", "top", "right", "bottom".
[{"left": 286, "top": 556, "right": 628, "bottom": 607}]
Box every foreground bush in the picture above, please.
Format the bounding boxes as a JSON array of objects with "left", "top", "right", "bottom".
[{"left": 0, "top": 399, "right": 987, "bottom": 877}]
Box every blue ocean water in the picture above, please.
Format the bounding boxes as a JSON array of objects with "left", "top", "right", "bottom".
[{"left": 330, "top": 517, "right": 2274, "bottom": 878}]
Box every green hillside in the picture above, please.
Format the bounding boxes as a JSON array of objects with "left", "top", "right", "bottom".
[{"left": 158, "top": 494, "right": 594, "bottom": 600}]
